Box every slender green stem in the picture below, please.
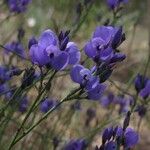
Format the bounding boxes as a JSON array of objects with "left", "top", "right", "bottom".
[
  {"left": 8, "top": 87, "right": 81, "bottom": 149},
  {"left": 7, "top": 70, "right": 57, "bottom": 150}
]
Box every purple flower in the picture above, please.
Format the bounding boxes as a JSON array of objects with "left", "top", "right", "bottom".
[
  {"left": 70, "top": 65, "right": 105, "bottom": 100},
  {"left": 40, "top": 98, "right": 56, "bottom": 113},
  {"left": 135, "top": 105, "right": 147, "bottom": 117},
  {"left": 134, "top": 74, "right": 148, "bottom": 93},
  {"left": 64, "top": 139, "right": 87, "bottom": 150},
  {"left": 124, "top": 128, "right": 139, "bottom": 148},
  {"left": 102, "top": 127, "right": 114, "bottom": 144},
  {"left": 28, "top": 37, "right": 38, "bottom": 49},
  {"left": 4, "top": 41, "right": 26, "bottom": 58},
  {"left": 87, "top": 83, "right": 106, "bottom": 100},
  {"left": 6, "top": 0, "right": 31, "bottom": 13},
  {"left": 139, "top": 80, "right": 150, "bottom": 99},
  {"left": 105, "top": 141, "right": 117, "bottom": 150},
  {"left": 107, "top": 0, "right": 128, "bottom": 10},
  {"left": 100, "top": 93, "right": 114, "bottom": 108},
  {"left": 29, "top": 30, "right": 80, "bottom": 70},
  {"left": 19, "top": 96, "right": 28, "bottom": 113},
  {"left": 115, "top": 126, "right": 123, "bottom": 137},
  {"left": 84, "top": 26, "right": 125, "bottom": 64},
  {"left": 0, "top": 66, "right": 11, "bottom": 84}
]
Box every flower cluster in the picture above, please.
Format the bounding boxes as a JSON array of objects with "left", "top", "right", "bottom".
[
  {"left": 70, "top": 25, "right": 126, "bottom": 101},
  {"left": 84, "top": 26, "right": 125, "bottom": 64},
  {"left": 96, "top": 125, "right": 139, "bottom": 150},
  {"left": 29, "top": 30, "right": 80, "bottom": 70},
  {"left": 6, "top": 0, "right": 31, "bottom": 13}
]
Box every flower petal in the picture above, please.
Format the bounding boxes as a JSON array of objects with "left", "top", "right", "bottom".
[
  {"left": 66, "top": 42, "right": 81, "bottom": 65},
  {"left": 70, "top": 65, "right": 84, "bottom": 84},
  {"left": 29, "top": 44, "right": 49, "bottom": 66},
  {"left": 38, "top": 29, "right": 58, "bottom": 49},
  {"left": 124, "top": 128, "right": 139, "bottom": 148},
  {"left": 51, "top": 52, "right": 69, "bottom": 70}
]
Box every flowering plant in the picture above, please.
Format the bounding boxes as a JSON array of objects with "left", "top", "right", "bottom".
[{"left": 0, "top": 0, "right": 149, "bottom": 149}]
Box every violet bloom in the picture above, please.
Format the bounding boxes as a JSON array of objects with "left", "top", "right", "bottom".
[
  {"left": 100, "top": 126, "right": 139, "bottom": 149},
  {"left": 0, "top": 66, "right": 11, "bottom": 84},
  {"left": 100, "top": 93, "right": 114, "bottom": 108},
  {"left": 29, "top": 30, "right": 80, "bottom": 70},
  {"left": 6, "top": 0, "right": 31, "bottom": 13},
  {"left": 70, "top": 64, "right": 106, "bottom": 100},
  {"left": 134, "top": 74, "right": 148, "bottom": 93},
  {"left": 4, "top": 41, "right": 26, "bottom": 58},
  {"left": 19, "top": 96, "right": 28, "bottom": 113},
  {"left": 115, "top": 126, "right": 139, "bottom": 148},
  {"left": 64, "top": 139, "right": 87, "bottom": 150},
  {"left": 107, "top": 0, "right": 128, "bottom": 10},
  {"left": 105, "top": 141, "right": 117, "bottom": 150},
  {"left": 124, "top": 128, "right": 139, "bottom": 148},
  {"left": 28, "top": 37, "right": 38, "bottom": 49},
  {"left": 135, "top": 105, "right": 147, "bottom": 117},
  {"left": 102, "top": 127, "right": 114, "bottom": 144},
  {"left": 40, "top": 98, "right": 56, "bottom": 113},
  {"left": 139, "top": 80, "right": 150, "bottom": 99},
  {"left": 84, "top": 26, "right": 125, "bottom": 64},
  {"left": 85, "top": 108, "right": 96, "bottom": 126}
]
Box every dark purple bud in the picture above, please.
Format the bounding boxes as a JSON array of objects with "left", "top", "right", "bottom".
[
  {"left": 18, "top": 28, "right": 25, "bottom": 42},
  {"left": 135, "top": 105, "right": 147, "bottom": 117},
  {"left": 58, "top": 31, "right": 64, "bottom": 42},
  {"left": 110, "top": 53, "right": 126, "bottom": 63},
  {"left": 102, "top": 127, "right": 114, "bottom": 144},
  {"left": 86, "top": 108, "right": 96, "bottom": 119},
  {"left": 21, "top": 67, "right": 35, "bottom": 89},
  {"left": 28, "top": 37, "right": 38, "bottom": 49},
  {"left": 111, "top": 27, "right": 123, "bottom": 49},
  {"left": 64, "top": 30, "right": 70, "bottom": 37},
  {"left": 124, "top": 128, "right": 139, "bottom": 148},
  {"left": 123, "top": 111, "right": 131, "bottom": 130},
  {"left": 8, "top": 67, "right": 23, "bottom": 77},
  {"left": 139, "top": 80, "right": 150, "bottom": 99},
  {"left": 105, "top": 141, "right": 117, "bottom": 150},
  {"left": 98, "top": 65, "right": 113, "bottom": 83},
  {"left": 60, "top": 36, "right": 69, "bottom": 50},
  {"left": 53, "top": 137, "right": 60, "bottom": 149},
  {"left": 134, "top": 74, "right": 147, "bottom": 93}
]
